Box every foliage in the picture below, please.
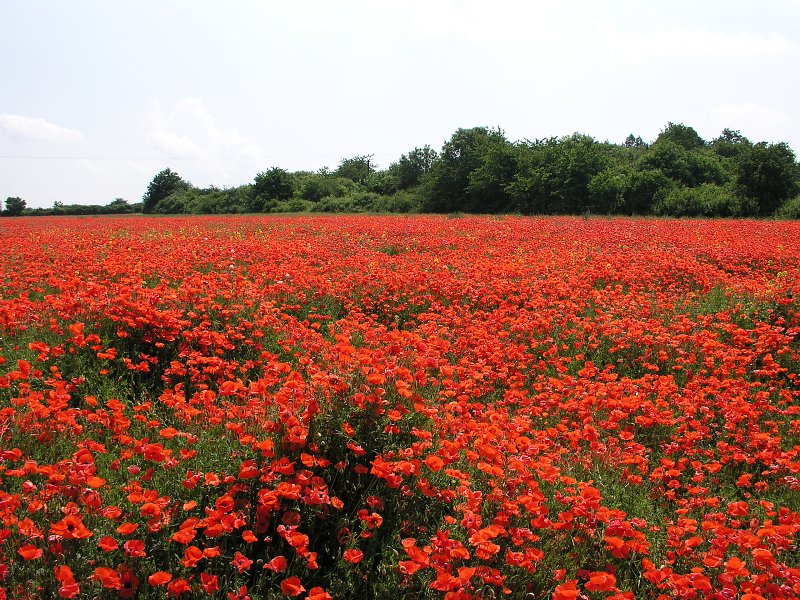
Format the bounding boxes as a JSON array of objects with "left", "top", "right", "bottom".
[
  {"left": 142, "top": 169, "right": 190, "bottom": 213},
  {"left": 508, "top": 134, "right": 612, "bottom": 214},
  {"left": 153, "top": 191, "right": 190, "bottom": 214},
  {"left": 588, "top": 166, "right": 674, "bottom": 215},
  {"left": 3, "top": 196, "right": 26, "bottom": 216},
  {"left": 710, "top": 128, "right": 750, "bottom": 159},
  {"left": 465, "top": 140, "right": 519, "bottom": 213},
  {"left": 735, "top": 142, "right": 800, "bottom": 215},
  {"left": 624, "top": 134, "right": 647, "bottom": 149},
  {"left": 107, "top": 198, "right": 135, "bottom": 214},
  {"left": 639, "top": 140, "right": 727, "bottom": 188},
  {"left": 299, "top": 173, "right": 356, "bottom": 202},
  {"left": 11, "top": 122, "right": 800, "bottom": 218},
  {"left": 654, "top": 122, "right": 706, "bottom": 150},
  {"left": 652, "top": 183, "right": 755, "bottom": 217},
  {"left": 421, "top": 127, "right": 511, "bottom": 213},
  {"left": 389, "top": 146, "right": 438, "bottom": 190},
  {"left": 253, "top": 168, "right": 296, "bottom": 208},
  {"left": 335, "top": 155, "right": 375, "bottom": 183},
  {"left": 775, "top": 194, "right": 800, "bottom": 219},
  {"left": 364, "top": 170, "right": 400, "bottom": 196}
]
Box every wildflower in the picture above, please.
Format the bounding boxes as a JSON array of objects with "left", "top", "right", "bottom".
[
  {"left": 17, "top": 545, "right": 43, "bottom": 560},
  {"left": 148, "top": 571, "right": 172, "bottom": 586},
  {"left": 280, "top": 576, "right": 305, "bottom": 597},
  {"left": 343, "top": 549, "right": 364, "bottom": 563}
]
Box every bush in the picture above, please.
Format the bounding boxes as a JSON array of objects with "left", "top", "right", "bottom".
[
  {"left": 153, "top": 191, "right": 190, "bottom": 214},
  {"left": 272, "top": 198, "right": 309, "bottom": 213},
  {"left": 186, "top": 189, "right": 245, "bottom": 214},
  {"left": 254, "top": 168, "right": 296, "bottom": 203},
  {"left": 300, "top": 175, "right": 356, "bottom": 202},
  {"left": 316, "top": 196, "right": 359, "bottom": 213},
  {"left": 653, "top": 183, "right": 753, "bottom": 217},
  {"left": 588, "top": 167, "right": 675, "bottom": 215},
  {"left": 775, "top": 195, "right": 800, "bottom": 219},
  {"left": 374, "top": 190, "right": 422, "bottom": 213},
  {"left": 314, "top": 192, "right": 387, "bottom": 213}
]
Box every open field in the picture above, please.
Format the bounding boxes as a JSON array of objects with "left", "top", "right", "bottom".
[{"left": 1, "top": 215, "right": 799, "bottom": 599}]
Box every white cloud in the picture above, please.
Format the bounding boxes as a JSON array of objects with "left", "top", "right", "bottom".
[
  {"left": 147, "top": 130, "right": 205, "bottom": 158},
  {"left": 598, "top": 26, "right": 796, "bottom": 65},
  {"left": 0, "top": 114, "right": 83, "bottom": 141},
  {"left": 140, "top": 98, "right": 266, "bottom": 185},
  {"left": 143, "top": 98, "right": 263, "bottom": 161}
]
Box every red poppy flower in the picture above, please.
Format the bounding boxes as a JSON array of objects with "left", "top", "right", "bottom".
[
  {"left": 17, "top": 544, "right": 43, "bottom": 561},
  {"left": 50, "top": 514, "right": 92, "bottom": 540},
  {"left": 166, "top": 578, "right": 192, "bottom": 596},
  {"left": 200, "top": 573, "right": 219, "bottom": 594},
  {"left": 306, "top": 587, "right": 333, "bottom": 600},
  {"left": 93, "top": 567, "right": 121, "bottom": 589},
  {"left": 231, "top": 551, "right": 253, "bottom": 574},
  {"left": 280, "top": 577, "right": 305, "bottom": 597},
  {"left": 117, "top": 565, "right": 139, "bottom": 599},
  {"left": 552, "top": 581, "right": 580, "bottom": 600},
  {"left": 180, "top": 546, "right": 204, "bottom": 568},
  {"left": 97, "top": 536, "right": 119, "bottom": 552},
  {"left": 123, "top": 539, "right": 146, "bottom": 557},
  {"left": 343, "top": 549, "right": 364, "bottom": 564},
  {"left": 148, "top": 571, "right": 172, "bottom": 586},
  {"left": 265, "top": 555, "right": 287, "bottom": 573}
]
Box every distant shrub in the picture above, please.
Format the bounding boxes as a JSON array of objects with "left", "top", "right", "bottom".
[
  {"left": 316, "top": 195, "right": 357, "bottom": 213},
  {"left": 314, "top": 192, "right": 393, "bottom": 213},
  {"left": 272, "top": 198, "right": 309, "bottom": 213},
  {"left": 775, "top": 195, "right": 800, "bottom": 219},
  {"left": 153, "top": 191, "right": 190, "bottom": 214},
  {"left": 653, "top": 184, "right": 753, "bottom": 217},
  {"left": 374, "top": 190, "right": 422, "bottom": 213},
  {"left": 300, "top": 175, "right": 355, "bottom": 201}
]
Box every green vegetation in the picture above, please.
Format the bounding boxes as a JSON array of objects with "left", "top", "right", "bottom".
[
  {"left": 5, "top": 123, "right": 800, "bottom": 218},
  {"left": 2, "top": 196, "right": 26, "bottom": 216}
]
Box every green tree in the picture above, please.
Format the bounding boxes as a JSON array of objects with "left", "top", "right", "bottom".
[
  {"left": 106, "top": 198, "right": 133, "bottom": 214},
  {"left": 422, "top": 127, "right": 510, "bottom": 213},
  {"left": 775, "top": 194, "right": 800, "bottom": 219},
  {"left": 507, "top": 134, "right": 611, "bottom": 214},
  {"left": 389, "top": 146, "right": 438, "bottom": 189},
  {"left": 252, "top": 168, "right": 295, "bottom": 211},
  {"left": 735, "top": 142, "right": 800, "bottom": 215},
  {"left": 652, "top": 183, "right": 752, "bottom": 217},
  {"left": 335, "top": 155, "right": 374, "bottom": 183},
  {"left": 711, "top": 128, "right": 750, "bottom": 159},
  {"left": 588, "top": 166, "right": 675, "bottom": 215},
  {"left": 299, "top": 172, "right": 355, "bottom": 202},
  {"left": 624, "top": 134, "right": 647, "bottom": 149},
  {"left": 655, "top": 122, "right": 705, "bottom": 150},
  {"left": 153, "top": 191, "right": 190, "bottom": 214},
  {"left": 640, "top": 141, "right": 727, "bottom": 187},
  {"left": 3, "top": 196, "right": 26, "bottom": 216},
  {"left": 142, "top": 168, "right": 189, "bottom": 213},
  {"left": 465, "top": 141, "right": 519, "bottom": 213},
  {"left": 365, "top": 170, "right": 400, "bottom": 195}
]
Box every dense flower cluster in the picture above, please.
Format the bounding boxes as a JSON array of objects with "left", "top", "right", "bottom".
[{"left": 0, "top": 215, "right": 798, "bottom": 599}]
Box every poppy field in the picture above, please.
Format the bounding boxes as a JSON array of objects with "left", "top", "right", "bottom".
[{"left": 1, "top": 214, "right": 799, "bottom": 599}]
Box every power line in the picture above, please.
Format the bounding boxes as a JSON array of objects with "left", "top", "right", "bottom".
[
  {"left": 0, "top": 152, "right": 399, "bottom": 161},
  {"left": 0, "top": 155, "right": 275, "bottom": 161}
]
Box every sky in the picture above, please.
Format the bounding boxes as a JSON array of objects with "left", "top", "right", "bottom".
[{"left": 1, "top": 1, "right": 799, "bottom": 208}]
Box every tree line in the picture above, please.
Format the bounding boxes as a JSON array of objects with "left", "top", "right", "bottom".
[{"left": 5, "top": 123, "right": 800, "bottom": 218}]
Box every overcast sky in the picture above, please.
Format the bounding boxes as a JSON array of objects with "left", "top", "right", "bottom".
[{"left": 1, "top": 1, "right": 798, "bottom": 208}]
